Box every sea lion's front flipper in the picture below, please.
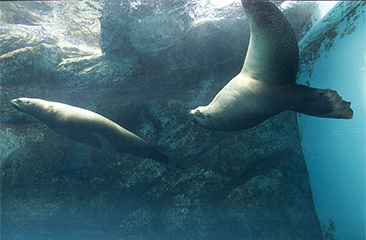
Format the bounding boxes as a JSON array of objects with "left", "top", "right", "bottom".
[
  {"left": 52, "top": 127, "right": 103, "bottom": 148},
  {"left": 241, "top": 1, "right": 299, "bottom": 84},
  {"left": 289, "top": 85, "right": 353, "bottom": 119}
]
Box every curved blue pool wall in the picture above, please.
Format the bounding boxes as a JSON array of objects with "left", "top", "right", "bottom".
[{"left": 297, "top": 1, "right": 365, "bottom": 239}]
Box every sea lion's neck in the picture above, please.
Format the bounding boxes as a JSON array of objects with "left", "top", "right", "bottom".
[{"left": 30, "top": 103, "right": 58, "bottom": 124}]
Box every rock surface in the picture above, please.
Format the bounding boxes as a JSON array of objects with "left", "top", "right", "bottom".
[{"left": 1, "top": 1, "right": 324, "bottom": 239}]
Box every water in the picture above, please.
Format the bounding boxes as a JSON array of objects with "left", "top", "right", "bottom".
[{"left": 1, "top": 1, "right": 364, "bottom": 239}]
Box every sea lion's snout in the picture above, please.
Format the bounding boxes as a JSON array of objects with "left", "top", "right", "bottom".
[
  {"left": 11, "top": 98, "right": 32, "bottom": 112},
  {"left": 187, "top": 109, "right": 198, "bottom": 123},
  {"left": 11, "top": 98, "right": 22, "bottom": 110}
]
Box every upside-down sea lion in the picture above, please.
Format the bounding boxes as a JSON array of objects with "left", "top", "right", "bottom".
[
  {"left": 189, "top": 0, "right": 353, "bottom": 131},
  {"left": 11, "top": 98, "right": 185, "bottom": 172}
]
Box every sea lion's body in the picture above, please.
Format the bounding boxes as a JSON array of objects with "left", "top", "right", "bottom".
[
  {"left": 189, "top": 1, "right": 353, "bottom": 131},
  {"left": 11, "top": 98, "right": 184, "bottom": 171}
]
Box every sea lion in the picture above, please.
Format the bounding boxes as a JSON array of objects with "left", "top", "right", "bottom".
[
  {"left": 11, "top": 97, "right": 185, "bottom": 172},
  {"left": 189, "top": 0, "right": 353, "bottom": 131}
]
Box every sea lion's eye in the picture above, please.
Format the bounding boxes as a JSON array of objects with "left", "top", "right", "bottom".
[{"left": 195, "top": 110, "right": 201, "bottom": 117}]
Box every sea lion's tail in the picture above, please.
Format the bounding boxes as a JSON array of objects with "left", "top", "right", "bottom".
[
  {"left": 289, "top": 85, "right": 353, "bottom": 119},
  {"left": 128, "top": 146, "right": 186, "bottom": 172}
]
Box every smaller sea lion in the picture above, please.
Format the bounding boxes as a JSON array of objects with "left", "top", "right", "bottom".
[{"left": 11, "top": 97, "right": 185, "bottom": 172}]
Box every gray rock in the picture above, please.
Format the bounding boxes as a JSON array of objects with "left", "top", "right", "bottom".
[
  {"left": 99, "top": 12, "right": 132, "bottom": 54},
  {"left": 53, "top": 53, "right": 138, "bottom": 93},
  {"left": 0, "top": 43, "right": 61, "bottom": 91},
  {"left": 129, "top": 14, "right": 184, "bottom": 54},
  {"left": 0, "top": 24, "right": 57, "bottom": 56},
  {"left": 0, "top": 1, "right": 103, "bottom": 58},
  {"left": 280, "top": 1, "right": 322, "bottom": 41}
]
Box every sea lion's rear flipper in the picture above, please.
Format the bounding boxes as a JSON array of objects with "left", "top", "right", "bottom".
[
  {"left": 290, "top": 85, "right": 353, "bottom": 119},
  {"left": 154, "top": 153, "right": 186, "bottom": 173},
  {"left": 125, "top": 146, "right": 187, "bottom": 172},
  {"left": 154, "top": 154, "right": 186, "bottom": 173},
  {"left": 165, "top": 157, "right": 187, "bottom": 173}
]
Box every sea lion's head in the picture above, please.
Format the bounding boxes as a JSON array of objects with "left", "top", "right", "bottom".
[
  {"left": 189, "top": 105, "right": 243, "bottom": 131},
  {"left": 11, "top": 98, "right": 54, "bottom": 120},
  {"left": 188, "top": 106, "right": 216, "bottom": 129},
  {"left": 11, "top": 98, "right": 37, "bottom": 113}
]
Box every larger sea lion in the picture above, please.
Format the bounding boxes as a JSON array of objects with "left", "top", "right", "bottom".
[
  {"left": 11, "top": 98, "right": 185, "bottom": 172},
  {"left": 189, "top": 0, "right": 353, "bottom": 131}
]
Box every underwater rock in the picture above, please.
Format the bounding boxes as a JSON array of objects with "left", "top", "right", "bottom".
[
  {"left": 129, "top": 14, "right": 184, "bottom": 54},
  {"left": 99, "top": 11, "right": 133, "bottom": 54},
  {"left": 0, "top": 123, "right": 45, "bottom": 163},
  {"left": 49, "top": 1, "right": 102, "bottom": 49},
  {"left": 0, "top": 47, "right": 36, "bottom": 86},
  {"left": 59, "top": 44, "right": 101, "bottom": 59},
  {"left": 181, "top": 18, "right": 249, "bottom": 69},
  {"left": 0, "top": 24, "right": 57, "bottom": 56},
  {"left": 0, "top": 1, "right": 54, "bottom": 25},
  {"left": 280, "top": 1, "right": 322, "bottom": 41},
  {"left": 0, "top": 43, "right": 61, "bottom": 86},
  {"left": 52, "top": 53, "right": 139, "bottom": 98},
  {"left": 0, "top": 1, "right": 102, "bottom": 56},
  {"left": 34, "top": 44, "right": 63, "bottom": 72}
]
